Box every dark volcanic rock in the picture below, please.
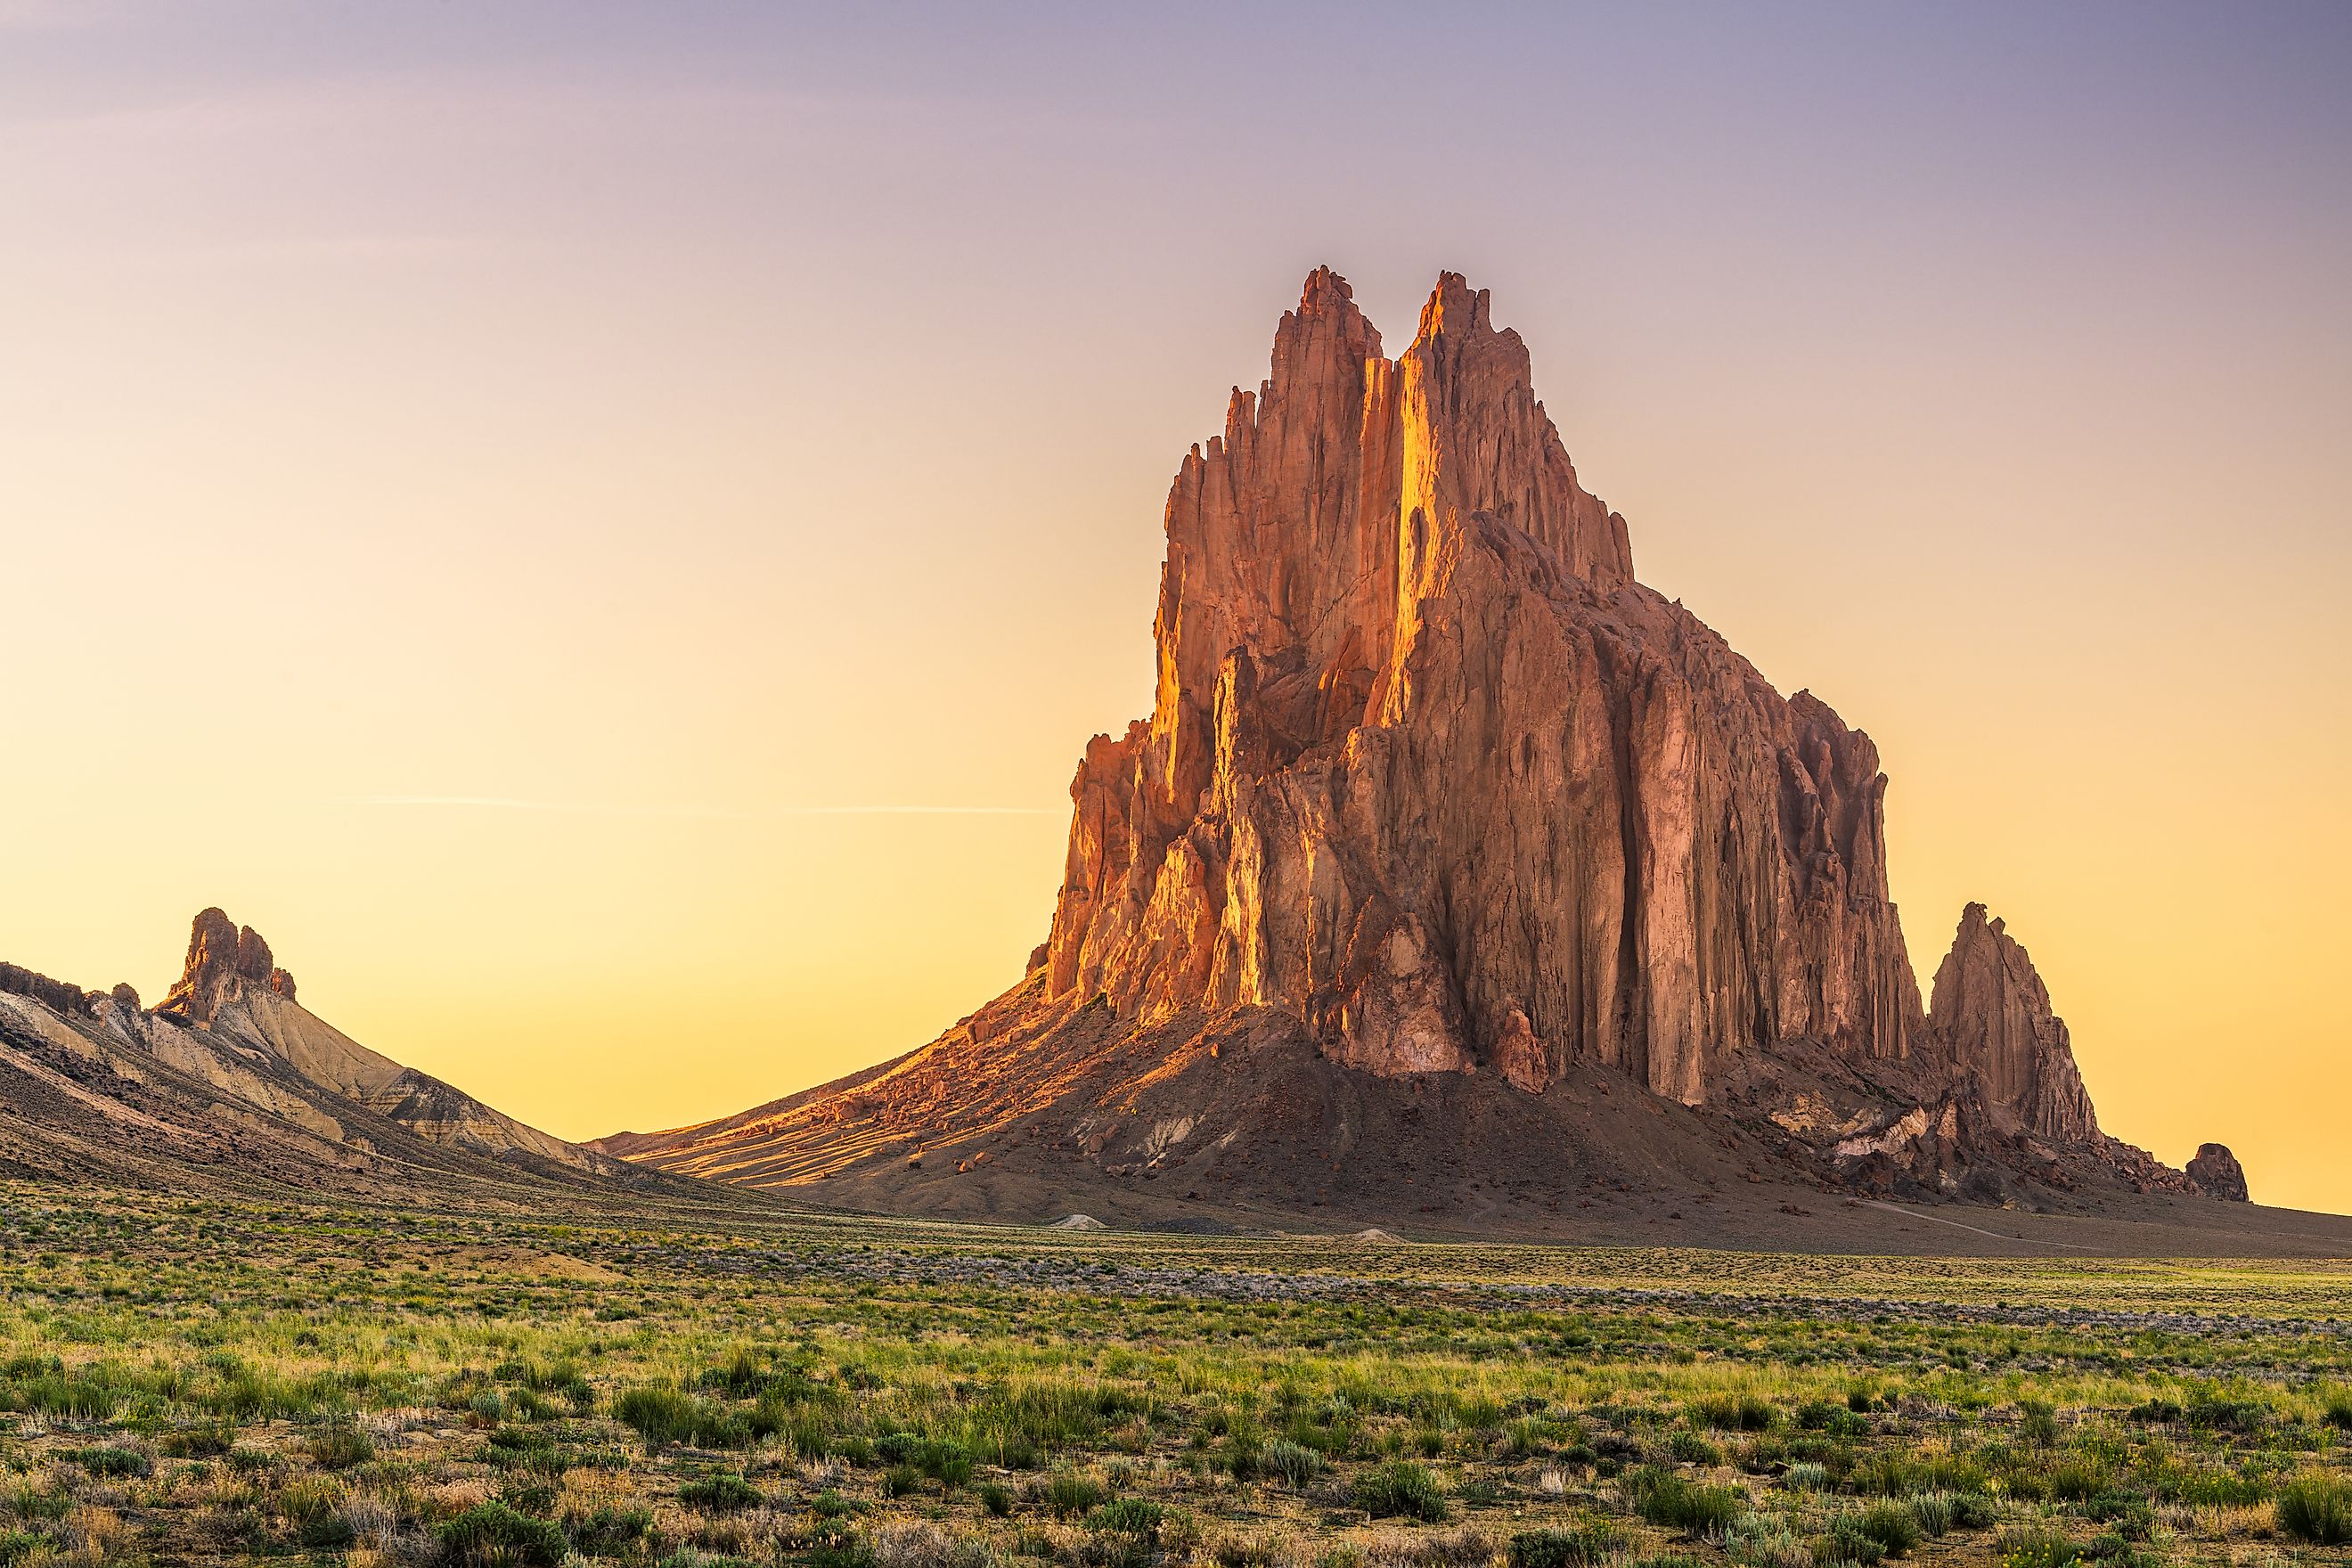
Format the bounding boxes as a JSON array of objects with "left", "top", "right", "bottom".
[
  {"left": 2186, "top": 1142, "right": 2249, "bottom": 1201},
  {"left": 0, "top": 963, "right": 94, "bottom": 1018}
]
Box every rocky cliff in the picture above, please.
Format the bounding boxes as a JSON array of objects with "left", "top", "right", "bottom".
[
  {"left": 608, "top": 268, "right": 2248, "bottom": 1228},
  {"left": 1045, "top": 270, "right": 1921, "bottom": 1103}
]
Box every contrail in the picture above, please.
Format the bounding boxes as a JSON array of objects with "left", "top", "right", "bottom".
[{"left": 329, "top": 795, "right": 1058, "bottom": 817}]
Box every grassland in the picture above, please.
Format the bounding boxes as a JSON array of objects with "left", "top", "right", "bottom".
[{"left": 1, "top": 1186, "right": 2348, "bottom": 1567}]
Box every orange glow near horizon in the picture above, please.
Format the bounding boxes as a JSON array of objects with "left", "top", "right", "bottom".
[{"left": 1, "top": 5, "right": 2346, "bottom": 1215}]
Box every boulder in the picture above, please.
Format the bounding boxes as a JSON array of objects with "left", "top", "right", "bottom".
[{"left": 2185, "top": 1141, "right": 2249, "bottom": 1201}]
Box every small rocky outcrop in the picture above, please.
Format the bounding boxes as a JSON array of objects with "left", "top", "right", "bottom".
[
  {"left": 156, "top": 907, "right": 282, "bottom": 1025},
  {"left": 2186, "top": 1142, "right": 2250, "bottom": 1201},
  {"left": 0, "top": 962, "right": 94, "bottom": 1018}
]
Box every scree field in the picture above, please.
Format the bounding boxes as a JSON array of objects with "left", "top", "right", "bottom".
[{"left": 2, "top": 1188, "right": 2348, "bottom": 1568}]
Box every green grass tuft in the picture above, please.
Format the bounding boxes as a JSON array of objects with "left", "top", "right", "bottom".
[
  {"left": 1354, "top": 1460, "right": 1449, "bottom": 1523},
  {"left": 679, "top": 1472, "right": 764, "bottom": 1512},
  {"left": 437, "top": 1501, "right": 569, "bottom": 1567},
  {"left": 2277, "top": 1473, "right": 2352, "bottom": 1546},
  {"left": 1628, "top": 1468, "right": 1743, "bottom": 1537},
  {"left": 1508, "top": 1523, "right": 1621, "bottom": 1568}
]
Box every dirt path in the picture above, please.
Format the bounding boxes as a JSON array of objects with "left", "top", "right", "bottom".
[{"left": 1860, "top": 1199, "right": 2099, "bottom": 1252}]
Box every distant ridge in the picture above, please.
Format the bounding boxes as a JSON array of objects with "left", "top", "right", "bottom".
[{"left": 0, "top": 908, "right": 709, "bottom": 1205}]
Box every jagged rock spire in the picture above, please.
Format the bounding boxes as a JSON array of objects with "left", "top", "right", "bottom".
[
  {"left": 1926, "top": 903, "right": 2098, "bottom": 1142},
  {"left": 157, "top": 907, "right": 296, "bottom": 1025}
]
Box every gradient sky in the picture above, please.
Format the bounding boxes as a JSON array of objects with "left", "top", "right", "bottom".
[{"left": 4, "top": 3, "right": 2348, "bottom": 1213}]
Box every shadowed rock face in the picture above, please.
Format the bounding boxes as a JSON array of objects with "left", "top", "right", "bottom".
[
  {"left": 1927, "top": 903, "right": 2098, "bottom": 1143},
  {"left": 1043, "top": 269, "right": 1921, "bottom": 1101},
  {"left": 2186, "top": 1142, "right": 2250, "bottom": 1201},
  {"left": 0, "top": 962, "right": 95, "bottom": 1018}
]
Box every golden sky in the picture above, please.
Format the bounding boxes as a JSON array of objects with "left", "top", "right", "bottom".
[{"left": 3, "top": 4, "right": 2346, "bottom": 1213}]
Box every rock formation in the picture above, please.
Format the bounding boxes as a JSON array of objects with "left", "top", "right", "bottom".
[
  {"left": 608, "top": 267, "right": 2250, "bottom": 1225},
  {"left": 0, "top": 910, "right": 669, "bottom": 1197},
  {"left": 156, "top": 906, "right": 292, "bottom": 1025},
  {"left": 1925, "top": 903, "right": 2097, "bottom": 1142},
  {"left": 1044, "top": 271, "right": 1919, "bottom": 1103},
  {"left": 0, "top": 961, "right": 95, "bottom": 1018},
  {"left": 2186, "top": 1142, "right": 2250, "bottom": 1201}
]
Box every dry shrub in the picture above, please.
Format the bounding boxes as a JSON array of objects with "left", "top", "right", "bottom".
[
  {"left": 874, "top": 1519, "right": 995, "bottom": 1568},
  {"left": 2195, "top": 1504, "right": 2278, "bottom": 1539},
  {"left": 340, "top": 1493, "right": 400, "bottom": 1539},
  {"left": 559, "top": 1466, "right": 631, "bottom": 1511},
  {"left": 1360, "top": 1524, "right": 1493, "bottom": 1568},
  {"left": 1033, "top": 1521, "right": 1090, "bottom": 1564},
  {"left": 424, "top": 1477, "right": 493, "bottom": 1518},
  {"left": 690, "top": 1511, "right": 756, "bottom": 1556},
  {"left": 1200, "top": 1527, "right": 1299, "bottom": 1568},
  {"left": 56, "top": 1504, "right": 127, "bottom": 1565},
  {"left": 690, "top": 1502, "right": 792, "bottom": 1557},
  {"left": 2222, "top": 1550, "right": 2294, "bottom": 1568},
  {"left": 339, "top": 1499, "right": 433, "bottom": 1568},
  {"left": 360, "top": 1408, "right": 425, "bottom": 1444},
  {"left": 1423, "top": 1526, "right": 1495, "bottom": 1567}
]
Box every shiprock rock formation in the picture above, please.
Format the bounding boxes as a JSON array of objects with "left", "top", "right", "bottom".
[
  {"left": 607, "top": 270, "right": 2258, "bottom": 1242},
  {"left": 1044, "top": 271, "right": 1915, "bottom": 1097},
  {"left": 0, "top": 909, "right": 688, "bottom": 1202}
]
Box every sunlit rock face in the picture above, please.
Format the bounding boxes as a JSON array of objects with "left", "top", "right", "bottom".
[
  {"left": 157, "top": 906, "right": 292, "bottom": 1025},
  {"left": 1042, "top": 270, "right": 1922, "bottom": 1100}
]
